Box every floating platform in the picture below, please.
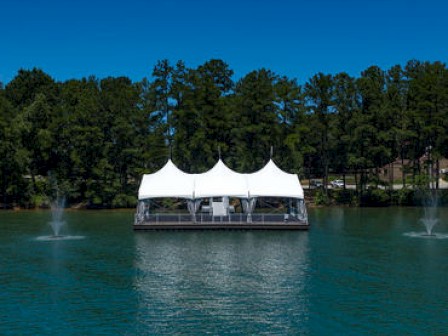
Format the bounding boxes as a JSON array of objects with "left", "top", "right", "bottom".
[
  {"left": 134, "top": 223, "right": 309, "bottom": 231},
  {"left": 133, "top": 213, "right": 309, "bottom": 231}
]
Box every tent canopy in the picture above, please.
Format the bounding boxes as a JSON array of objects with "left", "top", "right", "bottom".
[
  {"left": 247, "top": 159, "right": 304, "bottom": 199},
  {"left": 138, "top": 160, "right": 195, "bottom": 199},
  {"left": 194, "top": 160, "right": 249, "bottom": 198},
  {"left": 138, "top": 159, "right": 304, "bottom": 200}
]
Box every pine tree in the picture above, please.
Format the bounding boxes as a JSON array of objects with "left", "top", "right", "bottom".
[
  {"left": 231, "top": 69, "right": 279, "bottom": 172},
  {"left": 305, "top": 73, "right": 335, "bottom": 194}
]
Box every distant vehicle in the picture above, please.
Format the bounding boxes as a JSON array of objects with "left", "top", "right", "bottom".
[
  {"left": 331, "top": 179, "right": 344, "bottom": 188},
  {"left": 310, "top": 179, "right": 323, "bottom": 188}
]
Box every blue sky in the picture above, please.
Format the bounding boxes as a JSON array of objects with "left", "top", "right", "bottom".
[{"left": 1, "top": 0, "right": 447, "bottom": 85}]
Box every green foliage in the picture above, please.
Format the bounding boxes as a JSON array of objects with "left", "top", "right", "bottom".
[
  {"left": 30, "top": 194, "right": 49, "bottom": 208},
  {"left": 5, "top": 68, "right": 57, "bottom": 108},
  {"left": 331, "top": 189, "right": 357, "bottom": 205},
  {"left": 395, "top": 188, "right": 416, "bottom": 206},
  {"left": 360, "top": 188, "right": 391, "bottom": 207},
  {"left": 231, "top": 69, "right": 279, "bottom": 171},
  {"left": 314, "top": 189, "right": 329, "bottom": 206},
  {"left": 112, "top": 194, "right": 137, "bottom": 208},
  {"left": 1, "top": 59, "right": 448, "bottom": 208}
]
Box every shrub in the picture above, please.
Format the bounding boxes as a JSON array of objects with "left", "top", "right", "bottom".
[
  {"left": 332, "top": 189, "right": 356, "bottom": 205},
  {"left": 314, "top": 189, "right": 329, "bottom": 205},
  {"left": 396, "top": 188, "right": 415, "bottom": 206},
  {"left": 360, "top": 188, "right": 390, "bottom": 206},
  {"left": 26, "top": 194, "right": 49, "bottom": 208},
  {"left": 112, "top": 194, "right": 136, "bottom": 208}
]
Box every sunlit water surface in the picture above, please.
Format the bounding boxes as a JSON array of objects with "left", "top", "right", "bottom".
[{"left": 1, "top": 208, "right": 448, "bottom": 335}]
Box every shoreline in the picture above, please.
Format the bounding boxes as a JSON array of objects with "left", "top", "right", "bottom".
[
  {"left": 1, "top": 203, "right": 443, "bottom": 212},
  {"left": 2, "top": 188, "right": 447, "bottom": 211}
]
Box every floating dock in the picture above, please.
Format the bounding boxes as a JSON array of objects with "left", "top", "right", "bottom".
[
  {"left": 134, "top": 223, "right": 309, "bottom": 230},
  {"left": 133, "top": 213, "right": 309, "bottom": 231}
]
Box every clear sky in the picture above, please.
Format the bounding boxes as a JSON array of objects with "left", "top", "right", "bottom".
[{"left": 1, "top": 0, "right": 447, "bottom": 85}]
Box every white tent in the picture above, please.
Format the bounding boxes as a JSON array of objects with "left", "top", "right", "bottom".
[
  {"left": 138, "top": 160, "right": 195, "bottom": 199},
  {"left": 247, "top": 159, "right": 304, "bottom": 199},
  {"left": 138, "top": 159, "right": 304, "bottom": 200},
  {"left": 194, "top": 159, "right": 249, "bottom": 198}
]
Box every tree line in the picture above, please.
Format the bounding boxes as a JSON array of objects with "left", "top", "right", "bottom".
[{"left": 0, "top": 59, "right": 447, "bottom": 208}]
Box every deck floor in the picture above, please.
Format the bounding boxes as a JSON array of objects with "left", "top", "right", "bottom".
[
  {"left": 134, "top": 221, "right": 309, "bottom": 231},
  {"left": 134, "top": 213, "right": 309, "bottom": 230}
]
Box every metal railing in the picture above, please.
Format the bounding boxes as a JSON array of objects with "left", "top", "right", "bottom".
[{"left": 135, "top": 212, "right": 308, "bottom": 225}]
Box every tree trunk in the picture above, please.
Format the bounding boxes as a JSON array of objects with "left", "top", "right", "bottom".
[
  {"left": 323, "top": 160, "right": 329, "bottom": 197},
  {"left": 401, "top": 155, "right": 405, "bottom": 189},
  {"left": 355, "top": 170, "right": 360, "bottom": 202},
  {"left": 436, "top": 159, "right": 440, "bottom": 190},
  {"left": 375, "top": 167, "right": 380, "bottom": 187},
  {"left": 389, "top": 162, "right": 394, "bottom": 196},
  {"left": 2, "top": 174, "right": 7, "bottom": 208}
]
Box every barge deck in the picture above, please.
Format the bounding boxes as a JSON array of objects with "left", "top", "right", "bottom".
[
  {"left": 134, "top": 213, "right": 309, "bottom": 231},
  {"left": 134, "top": 223, "right": 309, "bottom": 230}
]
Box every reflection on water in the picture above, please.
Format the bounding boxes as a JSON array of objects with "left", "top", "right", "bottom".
[
  {"left": 134, "top": 232, "right": 310, "bottom": 334},
  {"left": 35, "top": 235, "right": 85, "bottom": 241},
  {"left": 404, "top": 231, "right": 448, "bottom": 239}
]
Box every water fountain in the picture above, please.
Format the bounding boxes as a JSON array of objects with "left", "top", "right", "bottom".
[
  {"left": 36, "top": 191, "right": 84, "bottom": 241},
  {"left": 49, "top": 195, "right": 66, "bottom": 238},
  {"left": 405, "top": 189, "right": 447, "bottom": 239},
  {"left": 420, "top": 193, "right": 438, "bottom": 236}
]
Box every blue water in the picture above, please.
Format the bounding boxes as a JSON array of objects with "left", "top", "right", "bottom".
[{"left": 1, "top": 208, "right": 448, "bottom": 335}]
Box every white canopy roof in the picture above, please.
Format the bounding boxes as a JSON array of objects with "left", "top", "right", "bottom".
[
  {"left": 194, "top": 160, "right": 249, "bottom": 198},
  {"left": 247, "top": 159, "right": 304, "bottom": 199},
  {"left": 138, "top": 160, "right": 195, "bottom": 199},
  {"left": 138, "top": 159, "right": 304, "bottom": 200}
]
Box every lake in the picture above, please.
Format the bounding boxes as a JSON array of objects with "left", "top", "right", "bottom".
[{"left": 1, "top": 208, "right": 447, "bottom": 335}]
